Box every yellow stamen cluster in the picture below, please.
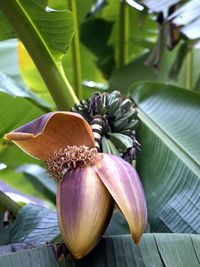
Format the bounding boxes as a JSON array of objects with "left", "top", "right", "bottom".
[{"left": 45, "top": 145, "right": 103, "bottom": 181}]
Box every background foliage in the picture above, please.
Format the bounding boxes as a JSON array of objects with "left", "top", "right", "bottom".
[{"left": 0, "top": 0, "right": 200, "bottom": 266}]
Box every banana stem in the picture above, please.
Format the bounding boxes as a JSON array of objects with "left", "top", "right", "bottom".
[
  {"left": 68, "top": 0, "right": 83, "bottom": 100},
  {"left": 185, "top": 46, "right": 193, "bottom": 90},
  {"left": 118, "top": 0, "right": 129, "bottom": 68}
]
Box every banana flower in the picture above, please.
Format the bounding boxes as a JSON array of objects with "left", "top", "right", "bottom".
[{"left": 4, "top": 112, "right": 147, "bottom": 259}]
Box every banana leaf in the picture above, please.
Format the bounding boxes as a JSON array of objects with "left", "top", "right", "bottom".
[
  {"left": 1, "top": 234, "right": 200, "bottom": 267},
  {"left": 0, "top": 0, "right": 77, "bottom": 109},
  {"left": 0, "top": 243, "right": 59, "bottom": 266},
  {"left": 6, "top": 204, "right": 59, "bottom": 244},
  {"left": 130, "top": 82, "right": 200, "bottom": 233}
]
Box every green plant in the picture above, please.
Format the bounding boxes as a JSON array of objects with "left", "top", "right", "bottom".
[{"left": 0, "top": 0, "right": 200, "bottom": 266}]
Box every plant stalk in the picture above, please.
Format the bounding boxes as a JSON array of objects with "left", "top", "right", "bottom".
[
  {"left": 185, "top": 47, "right": 193, "bottom": 90},
  {"left": 118, "top": 0, "right": 129, "bottom": 68},
  {"left": 68, "top": 0, "right": 82, "bottom": 100},
  {"left": 0, "top": 0, "right": 79, "bottom": 110}
]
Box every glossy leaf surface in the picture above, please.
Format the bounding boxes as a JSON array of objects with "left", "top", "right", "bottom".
[{"left": 130, "top": 82, "right": 200, "bottom": 233}]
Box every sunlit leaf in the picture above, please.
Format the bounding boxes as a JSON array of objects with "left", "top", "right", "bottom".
[
  {"left": 0, "top": 0, "right": 74, "bottom": 61},
  {"left": 0, "top": 0, "right": 78, "bottom": 110},
  {"left": 18, "top": 42, "right": 54, "bottom": 106}
]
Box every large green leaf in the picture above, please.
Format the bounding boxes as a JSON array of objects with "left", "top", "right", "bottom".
[
  {"left": 130, "top": 82, "right": 200, "bottom": 233},
  {"left": 61, "top": 234, "right": 200, "bottom": 267},
  {"left": 0, "top": 39, "right": 51, "bottom": 101},
  {"left": 6, "top": 204, "right": 59, "bottom": 244},
  {"left": 0, "top": 243, "right": 59, "bottom": 266},
  {"left": 0, "top": 0, "right": 78, "bottom": 110},
  {"left": 0, "top": 0, "right": 73, "bottom": 61}
]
